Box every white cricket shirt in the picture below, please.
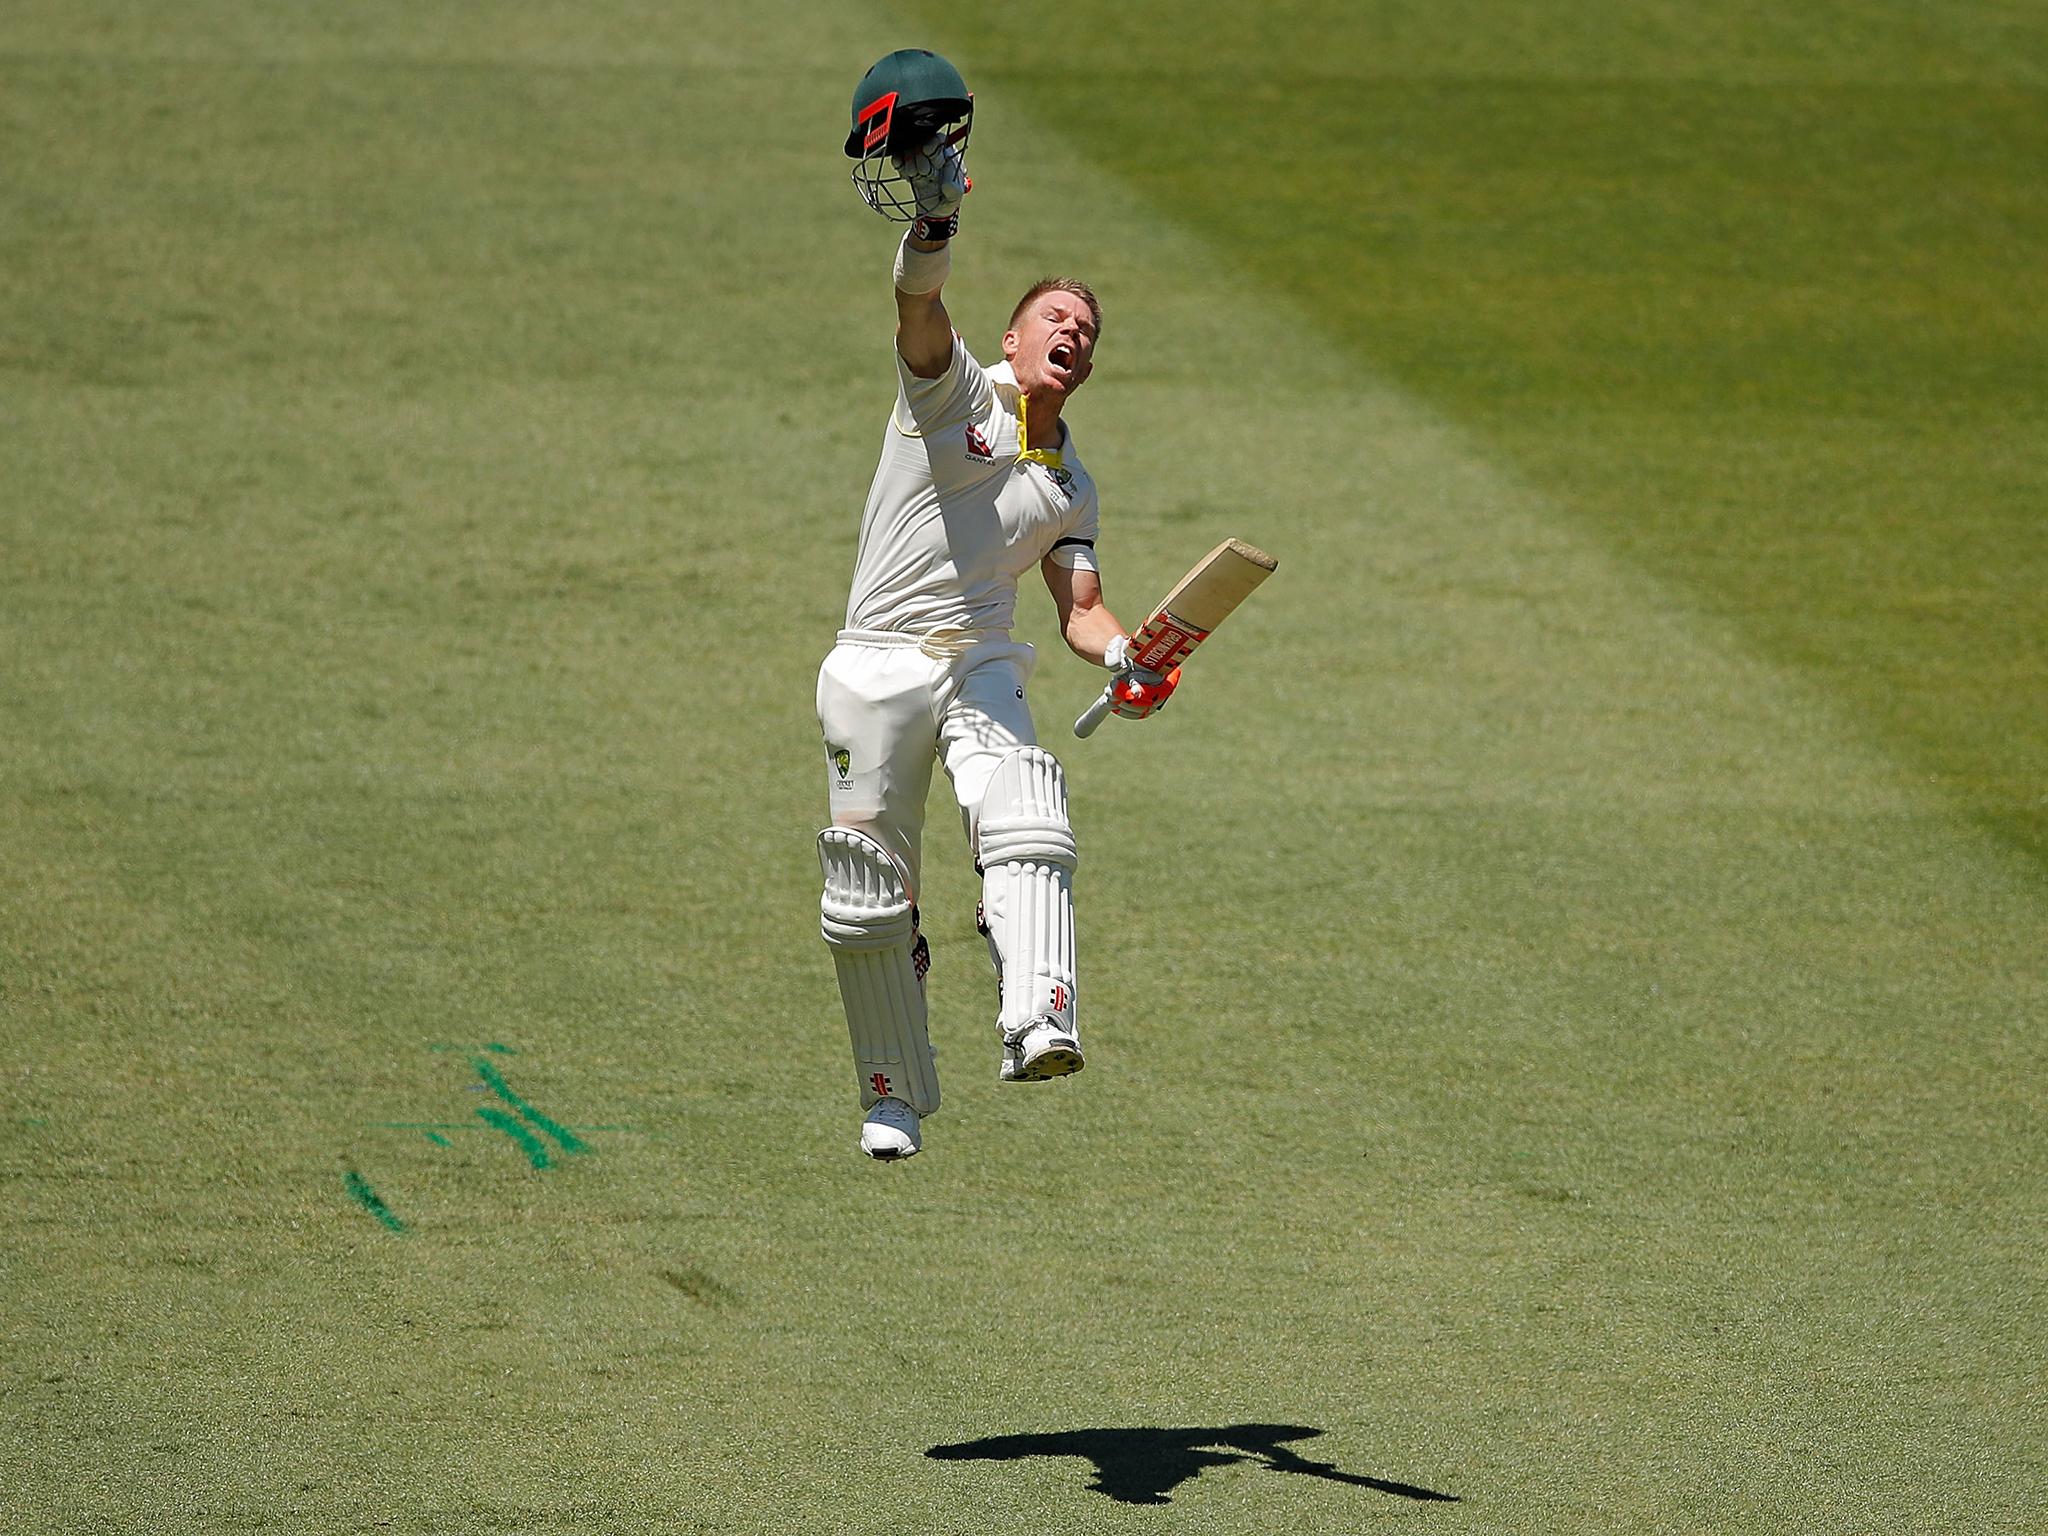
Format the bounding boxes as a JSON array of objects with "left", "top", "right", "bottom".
[{"left": 843, "top": 334, "right": 1100, "bottom": 635}]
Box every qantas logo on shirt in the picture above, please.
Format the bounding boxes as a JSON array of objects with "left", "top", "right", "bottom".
[{"left": 963, "top": 424, "right": 996, "bottom": 462}]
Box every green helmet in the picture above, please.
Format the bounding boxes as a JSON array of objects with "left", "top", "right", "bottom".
[{"left": 843, "top": 48, "right": 972, "bottom": 159}]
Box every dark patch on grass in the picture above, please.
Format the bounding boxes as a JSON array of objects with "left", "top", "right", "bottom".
[
  {"left": 928, "top": 1423, "right": 1458, "bottom": 1506},
  {"left": 659, "top": 1265, "right": 737, "bottom": 1308}
]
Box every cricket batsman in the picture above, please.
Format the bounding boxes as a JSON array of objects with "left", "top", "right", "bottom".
[{"left": 817, "top": 50, "right": 1177, "bottom": 1160}]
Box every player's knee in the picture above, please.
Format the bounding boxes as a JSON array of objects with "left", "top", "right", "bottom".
[
  {"left": 818, "top": 826, "right": 917, "bottom": 951},
  {"left": 976, "top": 746, "right": 1077, "bottom": 872}
]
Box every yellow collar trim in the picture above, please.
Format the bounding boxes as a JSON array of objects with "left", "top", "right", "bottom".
[{"left": 1016, "top": 392, "right": 1063, "bottom": 469}]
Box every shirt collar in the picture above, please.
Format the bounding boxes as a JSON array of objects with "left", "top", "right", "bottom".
[{"left": 988, "top": 360, "right": 1065, "bottom": 468}]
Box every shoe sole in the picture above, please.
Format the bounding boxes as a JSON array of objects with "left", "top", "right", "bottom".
[
  {"left": 1013, "top": 1043, "right": 1084, "bottom": 1082},
  {"left": 862, "top": 1140, "right": 919, "bottom": 1161}
]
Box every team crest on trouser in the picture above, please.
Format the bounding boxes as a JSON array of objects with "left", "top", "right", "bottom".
[{"left": 828, "top": 744, "right": 853, "bottom": 789}]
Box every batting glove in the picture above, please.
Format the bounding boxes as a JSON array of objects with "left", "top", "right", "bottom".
[
  {"left": 1108, "top": 664, "right": 1179, "bottom": 721},
  {"left": 893, "top": 135, "right": 968, "bottom": 240}
]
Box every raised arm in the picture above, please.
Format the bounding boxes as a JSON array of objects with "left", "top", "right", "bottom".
[
  {"left": 891, "top": 137, "right": 969, "bottom": 380},
  {"left": 895, "top": 233, "right": 955, "bottom": 380}
]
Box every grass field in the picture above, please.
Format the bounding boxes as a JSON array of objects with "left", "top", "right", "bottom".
[{"left": 3, "top": 3, "right": 2042, "bottom": 1532}]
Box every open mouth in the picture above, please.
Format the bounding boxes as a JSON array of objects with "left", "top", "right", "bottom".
[{"left": 1048, "top": 342, "right": 1076, "bottom": 375}]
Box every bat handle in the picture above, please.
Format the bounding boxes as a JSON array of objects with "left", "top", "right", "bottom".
[{"left": 1074, "top": 687, "right": 1115, "bottom": 738}]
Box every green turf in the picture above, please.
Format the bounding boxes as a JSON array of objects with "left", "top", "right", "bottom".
[
  {"left": 2, "top": 4, "right": 2042, "bottom": 1533},
  {"left": 890, "top": 0, "right": 2048, "bottom": 864}
]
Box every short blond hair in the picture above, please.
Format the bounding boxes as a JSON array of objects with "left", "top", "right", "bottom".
[{"left": 1008, "top": 277, "right": 1102, "bottom": 336}]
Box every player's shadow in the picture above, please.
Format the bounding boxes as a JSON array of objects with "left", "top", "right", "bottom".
[{"left": 925, "top": 1423, "right": 1458, "bottom": 1507}]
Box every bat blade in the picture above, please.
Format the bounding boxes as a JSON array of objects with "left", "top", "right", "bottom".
[{"left": 1074, "top": 538, "right": 1277, "bottom": 737}]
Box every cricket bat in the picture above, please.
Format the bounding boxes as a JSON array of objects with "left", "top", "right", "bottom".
[{"left": 1074, "top": 538, "right": 1278, "bottom": 738}]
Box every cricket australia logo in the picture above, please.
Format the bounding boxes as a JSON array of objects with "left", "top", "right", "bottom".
[
  {"left": 1036, "top": 462, "right": 1075, "bottom": 507},
  {"left": 963, "top": 424, "right": 996, "bottom": 463},
  {"left": 829, "top": 745, "right": 853, "bottom": 788}
]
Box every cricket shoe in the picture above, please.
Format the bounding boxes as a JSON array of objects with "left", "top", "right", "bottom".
[
  {"left": 860, "top": 1097, "right": 922, "bottom": 1160},
  {"left": 999, "top": 1015, "right": 1084, "bottom": 1083}
]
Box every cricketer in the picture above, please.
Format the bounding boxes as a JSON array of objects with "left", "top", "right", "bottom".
[{"left": 816, "top": 50, "right": 1178, "bottom": 1160}]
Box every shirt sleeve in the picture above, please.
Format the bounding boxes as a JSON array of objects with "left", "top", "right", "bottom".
[
  {"left": 892, "top": 333, "right": 994, "bottom": 437},
  {"left": 1045, "top": 485, "right": 1101, "bottom": 573}
]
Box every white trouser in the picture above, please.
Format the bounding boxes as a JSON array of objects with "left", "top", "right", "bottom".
[{"left": 816, "top": 629, "right": 1038, "bottom": 897}]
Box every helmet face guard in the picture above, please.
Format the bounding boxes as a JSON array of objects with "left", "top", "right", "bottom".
[{"left": 844, "top": 50, "right": 973, "bottom": 222}]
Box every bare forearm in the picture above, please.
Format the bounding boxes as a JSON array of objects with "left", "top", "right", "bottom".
[
  {"left": 1064, "top": 600, "right": 1127, "bottom": 665},
  {"left": 894, "top": 233, "right": 954, "bottom": 378}
]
